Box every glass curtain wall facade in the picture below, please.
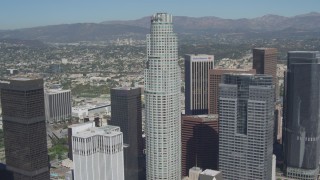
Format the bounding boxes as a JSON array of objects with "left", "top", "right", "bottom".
[
  {"left": 0, "top": 79, "right": 50, "bottom": 180},
  {"left": 110, "top": 87, "right": 144, "bottom": 180},
  {"left": 283, "top": 51, "right": 320, "bottom": 180},
  {"left": 218, "top": 74, "right": 274, "bottom": 180},
  {"left": 144, "top": 13, "right": 181, "bottom": 179}
]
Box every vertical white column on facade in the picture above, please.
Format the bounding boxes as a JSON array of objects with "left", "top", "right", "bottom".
[
  {"left": 104, "top": 136, "right": 107, "bottom": 179},
  {"left": 52, "top": 94, "right": 56, "bottom": 122}
]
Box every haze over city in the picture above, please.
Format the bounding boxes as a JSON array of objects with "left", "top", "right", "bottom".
[
  {"left": 1, "top": 0, "right": 320, "bottom": 29},
  {"left": 0, "top": 1, "right": 320, "bottom": 180}
]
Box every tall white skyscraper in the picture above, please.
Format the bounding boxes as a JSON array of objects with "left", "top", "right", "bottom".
[
  {"left": 145, "top": 13, "right": 181, "bottom": 179},
  {"left": 72, "top": 125, "right": 124, "bottom": 180}
]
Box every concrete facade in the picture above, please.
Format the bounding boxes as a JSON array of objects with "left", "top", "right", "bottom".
[
  {"left": 72, "top": 125, "right": 124, "bottom": 180},
  {"left": 218, "top": 74, "right": 274, "bottom": 180},
  {"left": 45, "top": 89, "right": 72, "bottom": 123},
  {"left": 185, "top": 54, "right": 214, "bottom": 115},
  {"left": 144, "top": 13, "right": 181, "bottom": 179}
]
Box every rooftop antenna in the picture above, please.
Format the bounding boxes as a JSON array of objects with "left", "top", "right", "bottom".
[{"left": 196, "top": 152, "right": 198, "bottom": 168}]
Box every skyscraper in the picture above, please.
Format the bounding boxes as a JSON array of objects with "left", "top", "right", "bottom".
[
  {"left": 218, "top": 74, "right": 274, "bottom": 180},
  {"left": 72, "top": 125, "right": 124, "bottom": 180},
  {"left": 283, "top": 51, "right": 320, "bottom": 180},
  {"left": 185, "top": 54, "right": 214, "bottom": 115},
  {"left": 110, "top": 87, "right": 144, "bottom": 180},
  {"left": 144, "top": 13, "right": 181, "bottom": 179},
  {"left": 208, "top": 68, "right": 256, "bottom": 114},
  {"left": 68, "top": 121, "right": 95, "bottom": 160},
  {"left": 181, "top": 115, "right": 218, "bottom": 177},
  {"left": 44, "top": 89, "right": 72, "bottom": 124},
  {"left": 0, "top": 78, "right": 50, "bottom": 180},
  {"left": 252, "top": 48, "right": 278, "bottom": 98}
]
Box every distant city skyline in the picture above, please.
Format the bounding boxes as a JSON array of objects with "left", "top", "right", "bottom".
[{"left": 1, "top": 0, "right": 320, "bottom": 29}]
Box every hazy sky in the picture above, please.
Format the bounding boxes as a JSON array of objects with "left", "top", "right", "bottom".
[{"left": 1, "top": 0, "right": 320, "bottom": 29}]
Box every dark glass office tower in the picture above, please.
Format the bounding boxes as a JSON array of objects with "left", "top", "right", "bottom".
[
  {"left": 185, "top": 54, "right": 214, "bottom": 115},
  {"left": 218, "top": 74, "right": 274, "bottom": 180},
  {"left": 283, "top": 51, "right": 320, "bottom": 180},
  {"left": 110, "top": 87, "right": 145, "bottom": 180},
  {"left": 0, "top": 78, "right": 50, "bottom": 180}
]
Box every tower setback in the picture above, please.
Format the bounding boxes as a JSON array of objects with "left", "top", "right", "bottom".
[{"left": 218, "top": 74, "right": 274, "bottom": 180}]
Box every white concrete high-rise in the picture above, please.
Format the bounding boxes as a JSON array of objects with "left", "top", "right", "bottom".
[
  {"left": 44, "top": 89, "right": 72, "bottom": 123},
  {"left": 185, "top": 54, "right": 214, "bottom": 115},
  {"left": 145, "top": 13, "right": 181, "bottom": 179},
  {"left": 72, "top": 125, "right": 124, "bottom": 180}
]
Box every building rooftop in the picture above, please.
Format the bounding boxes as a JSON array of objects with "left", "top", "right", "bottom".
[
  {"left": 186, "top": 54, "right": 213, "bottom": 56},
  {"left": 0, "top": 78, "right": 43, "bottom": 90},
  {"left": 288, "top": 51, "right": 319, "bottom": 54},
  {"left": 11, "top": 77, "right": 32, "bottom": 81},
  {"left": 182, "top": 114, "right": 219, "bottom": 122},
  {"left": 213, "top": 68, "right": 253, "bottom": 71},
  {"left": 185, "top": 54, "right": 214, "bottom": 61},
  {"left": 68, "top": 121, "right": 94, "bottom": 128},
  {"left": 253, "top": 48, "right": 277, "bottom": 50},
  {"left": 151, "top": 13, "right": 172, "bottom": 23},
  {"left": 227, "top": 73, "right": 254, "bottom": 76},
  {"left": 73, "top": 125, "right": 121, "bottom": 139},
  {"left": 200, "top": 169, "right": 221, "bottom": 176},
  {"left": 45, "top": 89, "right": 71, "bottom": 94},
  {"left": 190, "top": 166, "right": 202, "bottom": 172},
  {"left": 191, "top": 114, "right": 218, "bottom": 119},
  {"left": 112, "top": 86, "right": 140, "bottom": 90}
]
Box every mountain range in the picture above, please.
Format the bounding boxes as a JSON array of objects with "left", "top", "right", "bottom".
[
  {"left": 0, "top": 12, "right": 319, "bottom": 43},
  {"left": 102, "top": 12, "right": 320, "bottom": 32}
]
